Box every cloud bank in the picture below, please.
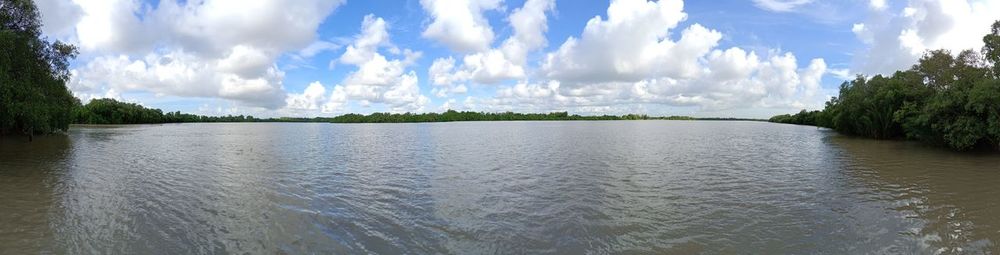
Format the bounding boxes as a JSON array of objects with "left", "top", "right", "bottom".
[{"left": 34, "top": 0, "right": 1000, "bottom": 117}]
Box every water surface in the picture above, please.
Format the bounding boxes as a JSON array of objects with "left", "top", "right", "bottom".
[{"left": 1, "top": 121, "right": 999, "bottom": 253}]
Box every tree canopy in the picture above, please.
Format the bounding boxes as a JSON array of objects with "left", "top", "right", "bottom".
[
  {"left": 1, "top": 0, "right": 79, "bottom": 136},
  {"left": 73, "top": 98, "right": 275, "bottom": 124},
  {"left": 771, "top": 20, "right": 1000, "bottom": 151},
  {"left": 69, "top": 100, "right": 712, "bottom": 124}
]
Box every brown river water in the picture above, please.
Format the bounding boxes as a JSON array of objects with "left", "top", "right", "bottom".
[{"left": 1, "top": 121, "right": 999, "bottom": 254}]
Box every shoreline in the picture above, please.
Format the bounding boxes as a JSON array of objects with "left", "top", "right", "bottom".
[{"left": 66, "top": 118, "right": 769, "bottom": 126}]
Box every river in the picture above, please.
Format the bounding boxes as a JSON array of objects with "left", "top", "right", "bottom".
[{"left": 1, "top": 121, "right": 999, "bottom": 253}]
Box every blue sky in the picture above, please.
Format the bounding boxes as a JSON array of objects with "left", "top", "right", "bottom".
[{"left": 37, "top": 0, "right": 1000, "bottom": 118}]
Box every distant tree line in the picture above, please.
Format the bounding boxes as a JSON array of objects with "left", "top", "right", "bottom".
[
  {"left": 696, "top": 117, "right": 767, "bottom": 122},
  {"left": 71, "top": 98, "right": 275, "bottom": 124},
  {"left": 69, "top": 100, "right": 722, "bottom": 125},
  {"left": 327, "top": 111, "right": 700, "bottom": 123},
  {"left": 771, "top": 20, "right": 1000, "bottom": 151},
  {"left": 769, "top": 110, "right": 824, "bottom": 126}
]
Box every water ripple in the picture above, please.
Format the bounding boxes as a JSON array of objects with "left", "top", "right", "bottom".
[{"left": 2, "top": 122, "right": 1000, "bottom": 253}]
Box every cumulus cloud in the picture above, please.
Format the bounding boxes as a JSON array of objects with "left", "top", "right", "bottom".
[
  {"left": 428, "top": 57, "right": 470, "bottom": 97},
  {"left": 34, "top": 0, "right": 84, "bottom": 37},
  {"left": 71, "top": 0, "right": 155, "bottom": 54},
  {"left": 852, "top": 0, "right": 1000, "bottom": 75},
  {"left": 540, "top": 0, "right": 718, "bottom": 83},
  {"left": 502, "top": 0, "right": 553, "bottom": 64},
  {"left": 420, "top": 0, "right": 503, "bottom": 53},
  {"left": 51, "top": 0, "right": 344, "bottom": 109},
  {"left": 426, "top": 0, "right": 555, "bottom": 97},
  {"left": 68, "top": 50, "right": 288, "bottom": 108},
  {"left": 285, "top": 81, "right": 327, "bottom": 111},
  {"left": 752, "top": 0, "right": 814, "bottom": 12},
  {"left": 326, "top": 15, "right": 430, "bottom": 113},
  {"left": 473, "top": 53, "right": 828, "bottom": 112},
  {"left": 49, "top": 0, "right": 850, "bottom": 116},
  {"left": 869, "top": 0, "right": 888, "bottom": 10},
  {"left": 466, "top": 0, "right": 832, "bottom": 113}
]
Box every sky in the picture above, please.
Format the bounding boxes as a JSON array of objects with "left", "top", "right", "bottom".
[{"left": 35, "top": 0, "right": 1000, "bottom": 118}]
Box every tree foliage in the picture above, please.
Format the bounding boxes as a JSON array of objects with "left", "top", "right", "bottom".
[
  {"left": 73, "top": 98, "right": 272, "bottom": 124},
  {"left": 985, "top": 21, "right": 1000, "bottom": 77},
  {"left": 770, "top": 20, "right": 1000, "bottom": 151},
  {"left": 769, "top": 110, "right": 825, "bottom": 126},
  {"left": 1, "top": 0, "right": 79, "bottom": 136},
  {"left": 69, "top": 102, "right": 713, "bottom": 124}
]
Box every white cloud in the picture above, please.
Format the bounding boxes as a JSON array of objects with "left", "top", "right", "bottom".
[
  {"left": 439, "top": 98, "right": 458, "bottom": 111},
  {"left": 468, "top": 52, "right": 830, "bottom": 114},
  {"left": 420, "top": 0, "right": 502, "bottom": 53},
  {"left": 462, "top": 50, "right": 526, "bottom": 83},
  {"left": 752, "top": 0, "right": 814, "bottom": 12},
  {"left": 870, "top": 0, "right": 888, "bottom": 10},
  {"left": 458, "top": 0, "right": 555, "bottom": 84},
  {"left": 541, "top": 0, "right": 718, "bottom": 83},
  {"left": 828, "top": 68, "right": 854, "bottom": 80},
  {"left": 34, "top": 0, "right": 84, "bottom": 37},
  {"left": 852, "top": 0, "right": 1000, "bottom": 75},
  {"left": 68, "top": 50, "right": 288, "bottom": 109},
  {"left": 468, "top": 0, "right": 833, "bottom": 114},
  {"left": 322, "top": 86, "right": 349, "bottom": 113},
  {"left": 706, "top": 47, "right": 761, "bottom": 82},
  {"left": 298, "top": 40, "right": 343, "bottom": 59},
  {"left": 425, "top": 0, "right": 555, "bottom": 96},
  {"left": 340, "top": 15, "right": 392, "bottom": 65},
  {"left": 161, "top": 0, "right": 343, "bottom": 58},
  {"left": 330, "top": 15, "right": 430, "bottom": 113},
  {"left": 71, "top": 0, "right": 154, "bottom": 54},
  {"left": 428, "top": 57, "right": 470, "bottom": 97},
  {"left": 799, "top": 58, "right": 827, "bottom": 98},
  {"left": 49, "top": 0, "right": 850, "bottom": 117},
  {"left": 285, "top": 81, "right": 327, "bottom": 111},
  {"left": 500, "top": 0, "right": 555, "bottom": 65},
  {"left": 52, "top": 0, "right": 344, "bottom": 109},
  {"left": 216, "top": 45, "right": 274, "bottom": 78}
]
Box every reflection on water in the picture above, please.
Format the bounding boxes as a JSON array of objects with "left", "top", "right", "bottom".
[
  {"left": 831, "top": 136, "right": 1000, "bottom": 254},
  {"left": 0, "top": 122, "right": 998, "bottom": 253},
  {"left": 0, "top": 135, "right": 70, "bottom": 252}
]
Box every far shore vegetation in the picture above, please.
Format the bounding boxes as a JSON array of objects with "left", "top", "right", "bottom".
[
  {"left": 71, "top": 98, "right": 756, "bottom": 124},
  {"left": 770, "top": 20, "right": 1000, "bottom": 151}
]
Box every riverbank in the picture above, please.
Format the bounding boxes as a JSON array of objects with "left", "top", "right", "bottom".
[{"left": 325, "top": 111, "right": 766, "bottom": 123}]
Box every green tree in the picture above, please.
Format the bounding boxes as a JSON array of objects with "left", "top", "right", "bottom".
[
  {"left": 967, "top": 79, "right": 1000, "bottom": 150},
  {"left": 905, "top": 50, "right": 992, "bottom": 150},
  {"left": 1, "top": 0, "right": 79, "bottom": 139},
  {"left": 771, "top": 20, "right": 1000, "bottom": 151},
  {"left": 768, "top": 109, "right": 825, "bottom": 126},
  {"left": 984, "top": 20, "right": 1000, "bottom": 77}
]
